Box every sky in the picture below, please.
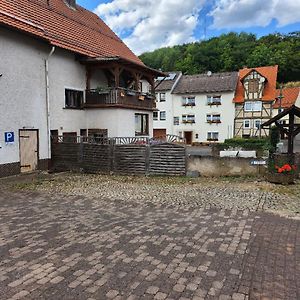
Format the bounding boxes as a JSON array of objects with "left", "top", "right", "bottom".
[{"left": 77, "top": 0, "right": 300, "bottom": 55}]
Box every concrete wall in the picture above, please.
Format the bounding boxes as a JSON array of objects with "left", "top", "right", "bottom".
[
  {"left": 187, "top": 156, "right": 266, "bottom": 177},
  {"left": 0, "top": 27, "right": 49, "bottom": 166},
  {"left": 172, "top": 91, "right": 235, "bottom": 142}
]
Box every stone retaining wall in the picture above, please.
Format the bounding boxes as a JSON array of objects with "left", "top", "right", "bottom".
[{"left": 187, "top": 156, "right": 267, "bottom": 177}]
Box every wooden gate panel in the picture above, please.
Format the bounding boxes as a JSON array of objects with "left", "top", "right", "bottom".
[{"left": 19, "top": 130, "right": 38, "bottom": 173}]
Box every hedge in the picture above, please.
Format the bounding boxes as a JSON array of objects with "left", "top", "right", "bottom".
[{"left": 217, "top": 137, "right": 271, "bottom": 151}]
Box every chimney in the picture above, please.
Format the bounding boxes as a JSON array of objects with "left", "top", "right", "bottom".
[{"left": 64, "top": 0, "right": 76, "bottom": 9}]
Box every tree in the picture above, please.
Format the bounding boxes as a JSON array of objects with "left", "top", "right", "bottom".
[{"left": 139, "top": 31, "right": 300, "bottom": 83}]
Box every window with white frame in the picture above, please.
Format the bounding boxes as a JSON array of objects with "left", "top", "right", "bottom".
[
  {"left": 244, "top": 119, "right": 251, "bottom": 129},
  {"left": 173, "top": 117, "right": 179, "bottom": 125},
  {"left": 153, "top": 111, "right": 158, "bottom": 121},
  {"left": 182, "top": 96, "right": 196, "bottom": 106},
  {"left": 244, "top": 101, "right": 262, "bottom": 112},
  {"left": 182, "top": 114, "right": 195, "bottom": 123},
  {"left": 159, "top": 93, "right": 166, "bottom": 102},
  {"left": 207, "top": 95, "right": 222, "bottom": 105},
  {"left": 207, "top": 114, "right": 221, "bottom": 123},
  {"left": 160, "top": 111, "right": 166, "bottom": 120},
  {"left": 254, "top": 119, "right": 261, "bottom": 129},
  {"left": 207, "top": 132, "right": 219, "bottom": 141}
]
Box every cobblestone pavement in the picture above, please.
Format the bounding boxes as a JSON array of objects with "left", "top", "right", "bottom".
[
  {"left": 20, "top": 173, "right": 300, "bottom": 218},
  {"left": 0, "top": 188, "right": 299, "bottom": 299}
]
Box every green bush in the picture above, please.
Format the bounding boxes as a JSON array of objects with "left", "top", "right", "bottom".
[{"left": 217, "top": 137, "right": 271, "bottom": 151}]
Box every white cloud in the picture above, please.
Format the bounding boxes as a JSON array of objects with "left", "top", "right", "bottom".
[
  {"left": 210, "top": 0, "right": 300, "bottom": 29},
  {"left": 94, "top": 0, "right": 203, "bottom": 55}
]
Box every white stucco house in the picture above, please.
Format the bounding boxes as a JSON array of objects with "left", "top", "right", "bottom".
[
  {"left": 153, "top": 72, "right": 182, "bottom": 138},
  {"left": 154, "top": 72, "right": 238, "bottom": 144},
  {"left": 0, "top": 0, "right": 163, "bottom": 177}
]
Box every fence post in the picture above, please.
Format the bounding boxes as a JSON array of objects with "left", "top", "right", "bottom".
[
  {"left": 145, "top": 142, "right": 150, "bottom": 175},
  {"left": 109, "top": 138, "right": 115, "bottom": 174},
  {"left": 78, "top": 136, "right": 84, "bottom": 170}
]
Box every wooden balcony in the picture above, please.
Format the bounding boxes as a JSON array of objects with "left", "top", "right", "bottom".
[{"left": 84, "top": 88, "right": 156, "bottom": 111}]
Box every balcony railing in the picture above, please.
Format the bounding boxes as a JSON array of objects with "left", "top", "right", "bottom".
[{"left": 84, "top": 88, "right": 156, "bottom": 110}]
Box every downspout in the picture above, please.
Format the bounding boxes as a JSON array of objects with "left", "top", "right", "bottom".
[{"left": 45, "top": 46, "right": 56, "bottom": 162}]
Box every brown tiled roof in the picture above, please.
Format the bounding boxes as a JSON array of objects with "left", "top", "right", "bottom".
[
  {"left": 155, "top": 72, "right": 182, "bottom": 91},
  {"left": 172, "top": 72, "right": 238, "bottom": 94},
  {"left": 273, "top": 87, "right": 300, "bottom": 108},
  {"left": 0, "top": 0, "right": 143, "bottom": 65},
  {"left": 233, "top": 65, "right": 278, "bottom": 103}
]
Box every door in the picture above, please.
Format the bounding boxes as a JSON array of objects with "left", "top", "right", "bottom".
[
  {"left": 153, "top": 129, "right": 167, "bottom": 139},
  {"left": 19, "top": 130, "right": 38, "bottom": 173},
  {"left": 184, "top": 131, "right": 193, "bottom": 144}
]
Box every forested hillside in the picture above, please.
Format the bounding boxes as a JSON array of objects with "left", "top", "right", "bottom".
[{"left": 139, "top": 32, "right": 300, "bottom": 83}]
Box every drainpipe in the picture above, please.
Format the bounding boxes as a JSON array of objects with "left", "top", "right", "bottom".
[{"left": 45, "top": 46, "right": 56, "bottom": 161}]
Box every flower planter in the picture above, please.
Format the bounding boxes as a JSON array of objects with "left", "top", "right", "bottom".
[{"left": 266, "top": 173, "right": 295, "bottom": 185}]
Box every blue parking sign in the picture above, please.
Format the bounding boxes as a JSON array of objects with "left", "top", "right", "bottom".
[{"left": 5, "top": 132, "right": 14, "bottom": 143}]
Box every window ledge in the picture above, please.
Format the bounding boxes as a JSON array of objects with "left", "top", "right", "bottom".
[{"left": 63, "top": 107, "right": 84, "bottom": 110}]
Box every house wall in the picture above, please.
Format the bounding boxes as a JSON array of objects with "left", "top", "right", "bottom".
[
  {"left": 234, "top": 102, "right": 273, "bottom": 137},
  {"left": 48, "top": 47, "right": 87, "bottom": 135},
  {"left": 153, "top": 90, "right": 174, "bottom": 135},
  {"left": 87, "top": 109, "right": 153, "bottom": 138},
  {"left": 172, "top": 92, "right": 235, "bottom": 143},
  {"left": 0, "top": 27, "right": 50, "bottom": 175}
]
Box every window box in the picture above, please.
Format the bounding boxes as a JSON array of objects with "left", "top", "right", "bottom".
[
  {"left": 126, "top": 90, "right": 136, "bottom": 96},
  {"left": 207, "top": 120, "right": 222, "bottom": 124},
  {"left": 182, "top": 120, "right": 195, "bottom": 124}
]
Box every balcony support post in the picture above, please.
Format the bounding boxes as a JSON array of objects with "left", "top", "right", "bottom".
[{"left": 86, "top": 68, "right": 92, "bottom": 90}]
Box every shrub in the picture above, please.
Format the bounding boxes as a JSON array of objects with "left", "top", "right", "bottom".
[{"left": 217, "top": 137, "right": 271, "bottom": 151}]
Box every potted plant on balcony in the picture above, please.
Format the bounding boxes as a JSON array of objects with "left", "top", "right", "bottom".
[{"left": 95, "top": 86, "right": 110, "bottom": 94}]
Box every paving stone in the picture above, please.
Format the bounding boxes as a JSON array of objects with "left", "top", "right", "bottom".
[{"left": 0, "top": 177, "right": 298, "bottom": 300}]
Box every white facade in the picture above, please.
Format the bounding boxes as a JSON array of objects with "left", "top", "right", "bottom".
[
  {"left": 172, "top": 92, "right": 235, "bottom": 143},
  {"left": 0, "top": 27, "right": 153, "bottom": 174},
  {"left": 0, "top": 27, "right": 49, "bottom": 166},
  {"left": 153, "top": 90, "right": 174, "bottom": 135},
  {"left": 154, "top": 72, "right": 236, "bottom": 143}
]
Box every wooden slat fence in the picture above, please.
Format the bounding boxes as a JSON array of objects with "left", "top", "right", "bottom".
[{"left": 51, "top": 138, "right": 186, "bottom": 176}]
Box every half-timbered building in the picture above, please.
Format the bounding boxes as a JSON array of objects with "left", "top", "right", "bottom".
[{"left": 233, "top": 66, "right": 278, "bottom": 138}]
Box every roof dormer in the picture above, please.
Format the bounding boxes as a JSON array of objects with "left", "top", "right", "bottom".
[
  {"left": 241, "top": 69, "right": 266, "bottom": 100},
  {"left": 64, "top": 0, "right": 76, "bottom": 9}
]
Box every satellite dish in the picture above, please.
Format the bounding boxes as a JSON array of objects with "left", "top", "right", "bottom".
[{"left": 207, "top": 71, "right": 212, "bottom": 76}]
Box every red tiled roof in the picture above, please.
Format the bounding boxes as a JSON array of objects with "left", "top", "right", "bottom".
[
  {"left": 0, "top": 0, "right": 144, "bottom": 66},
  {"left": 273, "top": 87, "right": 300, "bottom": 108},
  {"left": 233, "top": 65, "right": 278, "bottom": 103}
]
